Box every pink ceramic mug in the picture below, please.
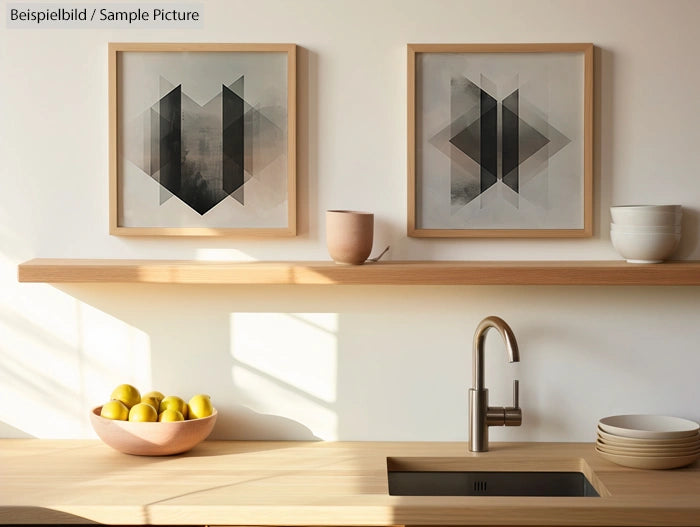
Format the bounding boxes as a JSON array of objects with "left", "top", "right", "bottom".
[{"left": 326, "top": 210, "right": 374, "bottom": 265}]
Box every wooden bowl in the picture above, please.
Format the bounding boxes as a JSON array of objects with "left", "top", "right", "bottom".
[{"left": 90, "top": 405, "right": 217, "bottom": 456}]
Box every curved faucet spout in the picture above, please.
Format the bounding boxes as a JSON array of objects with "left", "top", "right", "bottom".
[
  {"left": 472, "top": 316, "right": 520, "bottom": 391},
  {"left": 469, "top": 315, "right": 522, "bottom": 452}
]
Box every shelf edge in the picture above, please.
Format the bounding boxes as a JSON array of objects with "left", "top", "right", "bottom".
[{"left": 17, "top": 259, "right": 700, "bottom": 286}]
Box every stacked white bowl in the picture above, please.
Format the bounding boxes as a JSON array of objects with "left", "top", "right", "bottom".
[
  {"left": 610, "top": 205, "right": 682, "bottom": 263},
  {"left": 596, "top": 414, "right": 700, "bottom": 469}
]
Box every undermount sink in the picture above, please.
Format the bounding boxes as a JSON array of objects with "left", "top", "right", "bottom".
[{"left": 387, "top": 457, "right": 601, "bottom": 497}]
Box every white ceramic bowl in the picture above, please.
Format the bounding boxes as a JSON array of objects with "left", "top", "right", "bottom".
[
  {"left": 598, "top": 415, "right": 699, "bottom": 440},
  {"left": 611, "top": 223, "right": 681, "bottom": 234},
  {"left": 90, "top": 405, "right": 217, "bottom": 456},
  {"left": 610, "top": 205, "right": 682, "bottom": 226},
  {"left": 610, "top": 230, "right": 680, "bottom": 263}
]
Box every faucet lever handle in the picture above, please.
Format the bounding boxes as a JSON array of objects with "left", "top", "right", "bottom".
[{"left": 505, "top": 380, "right": 522, "bottom": 427}]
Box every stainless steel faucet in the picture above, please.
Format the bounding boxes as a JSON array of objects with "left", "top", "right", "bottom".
[{"left": 468, "top": 316, "right": 522, "bottom": 452}]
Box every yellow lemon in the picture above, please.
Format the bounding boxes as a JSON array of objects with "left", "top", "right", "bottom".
[
  {"left": 110, "top": 384, "right": 141, "bottom": 409},
  {"left": 188, "top": 394, "right": 214, "bottom": 419},
  {"left": 140, "top": 396, "right": 160, "bottom": 410},
  {"left": 159, "top": 395, "right": 188, "bottom": 419},
  {"left": 100, "top": 400, "right": 129, "bottom": 420},
  {"left": 128, "top": 402, "right": 158, "bottom": 422},
  {"left": 158, "top": 409, "right": 185, "bottom": 422},
  {"left": 142, "top": 390, "right": 165, "bottom": 404}
]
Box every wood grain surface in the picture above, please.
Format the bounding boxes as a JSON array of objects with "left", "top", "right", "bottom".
[
  {"left": 17, "top": 259, "right": 700, "bottom": 285},
  {"left": 1, "top": 440, "right": 699, "bottom": 525}
]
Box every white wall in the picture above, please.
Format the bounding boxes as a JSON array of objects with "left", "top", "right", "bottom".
[{"left": 1, "top": 0, "right": 699, "bottom": 441}]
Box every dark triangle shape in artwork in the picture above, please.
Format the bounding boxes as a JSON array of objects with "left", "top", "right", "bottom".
[
  {"left": 177, "top": 90, "right": 233, "bottom": 216},
  {"left": 148, "top": 106, "right": 175, "bottom": 206},
  {"left": 449, "top": 75, "right": 483, "bottom": 165},
  {"left": 518, "top": 116, "right": 550, "bottom": 166},
  {"left": 223, "top": 77, "right": 245, "bottom": 204},
  {"left": 158, "top": 85, "right": 182, "bottom": 197},
  {"left": 479, "top": 89, "right": 498, "bottom": 193},
  {"left": 502, "top": 90, "right": 520, "bottom": 193},
  {"left": 448, "top": 88, "right": 498, "bottom": 194},
  {"left": 449, "top": 118, "right": 481, "bottom": 165}
]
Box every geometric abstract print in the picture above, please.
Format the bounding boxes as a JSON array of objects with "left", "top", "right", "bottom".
[{"left": 429, "top": 76, "right": 570, "bottom": 213}]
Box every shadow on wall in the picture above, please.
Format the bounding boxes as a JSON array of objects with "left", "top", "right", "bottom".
[
  {"left": 0, "top": 232, "right": 321, "bottom": 438},
  {"left": 0, "top": 303, "right": 89, "bottom": 430},
  {"left": 595, "top": 47, "right": 613, "bottom": 239},
  {"left": 0, "top": 217, "right": 114, "bottom": 437},
  {"left": 46, "top": 284, "right": 334, "bottom": 441},
  {"left": 35, "top": 283, "right": 464, "bottom": 441},
  {"left": 47, "top": 284, "right": 471, "bottom": 441},
  {"left": 0, "top": 421, "right": 34, "bottom": 438},
  {"left": 677, "top": 208, "right": 699, "bottom": 258},
  {"left": 4, "top": 280, "right": 700, "bottom": 441},
  {"left": 219, "top": 405, "right": 320, "bottom": 440}
]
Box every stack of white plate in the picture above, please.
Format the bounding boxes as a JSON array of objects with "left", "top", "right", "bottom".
[
  {"left": 596, "top": 415, "right": 700, "bottom": 469},
  {"left": 610, "top": 205, "right": 682, "bottom": 263}
]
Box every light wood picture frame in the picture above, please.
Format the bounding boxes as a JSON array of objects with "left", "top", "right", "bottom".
[
  {"left": 408, "top": 43, "right": 593, "bottom": 238},
  {"left": 109, "top": 43, "right": 296, "bottom": 236}
]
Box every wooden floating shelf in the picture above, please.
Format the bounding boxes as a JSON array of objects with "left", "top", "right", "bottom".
[{"left": 17, "top": 258, "right": 700, "bottom": 285}]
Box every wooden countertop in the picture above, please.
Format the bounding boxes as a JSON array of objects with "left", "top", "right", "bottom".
[{"left": 1, "top": 440, "right": 699, "bottom": 526}]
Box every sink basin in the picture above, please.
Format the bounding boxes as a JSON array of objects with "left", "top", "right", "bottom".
[
  {"left": 388, "top": 470, "right": 599, "bottom": 497},
  {"left": 387, "top": 457, "right": 601, "bottom": 497}
]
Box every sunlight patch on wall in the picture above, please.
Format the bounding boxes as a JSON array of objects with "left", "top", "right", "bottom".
[
  {"left": 233, "top": 366, "right": 338, "bottom": 439},
  {"left": 0, "top": 255, "right": 150, "bottom": 437},
  {"left": 0, "top": 253, "right": 80, "bottom": 437},
  {"left": 230, "top": 312, "right": 338, "bottom": 439},
  {"left": 78, "top": 302, "right": 151, "bottom": 423}
]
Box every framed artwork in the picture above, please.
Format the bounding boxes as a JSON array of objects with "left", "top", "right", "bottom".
[
  {"left": 109, "top": 43, "right": 296, "bottom": 236},
  {"left": 408, "top": 43, "right": 593, "bottom": 238}
]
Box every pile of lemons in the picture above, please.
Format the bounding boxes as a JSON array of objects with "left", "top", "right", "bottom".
[{"left": 100, "top": 384, "right": 214, "bottom": 422}]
